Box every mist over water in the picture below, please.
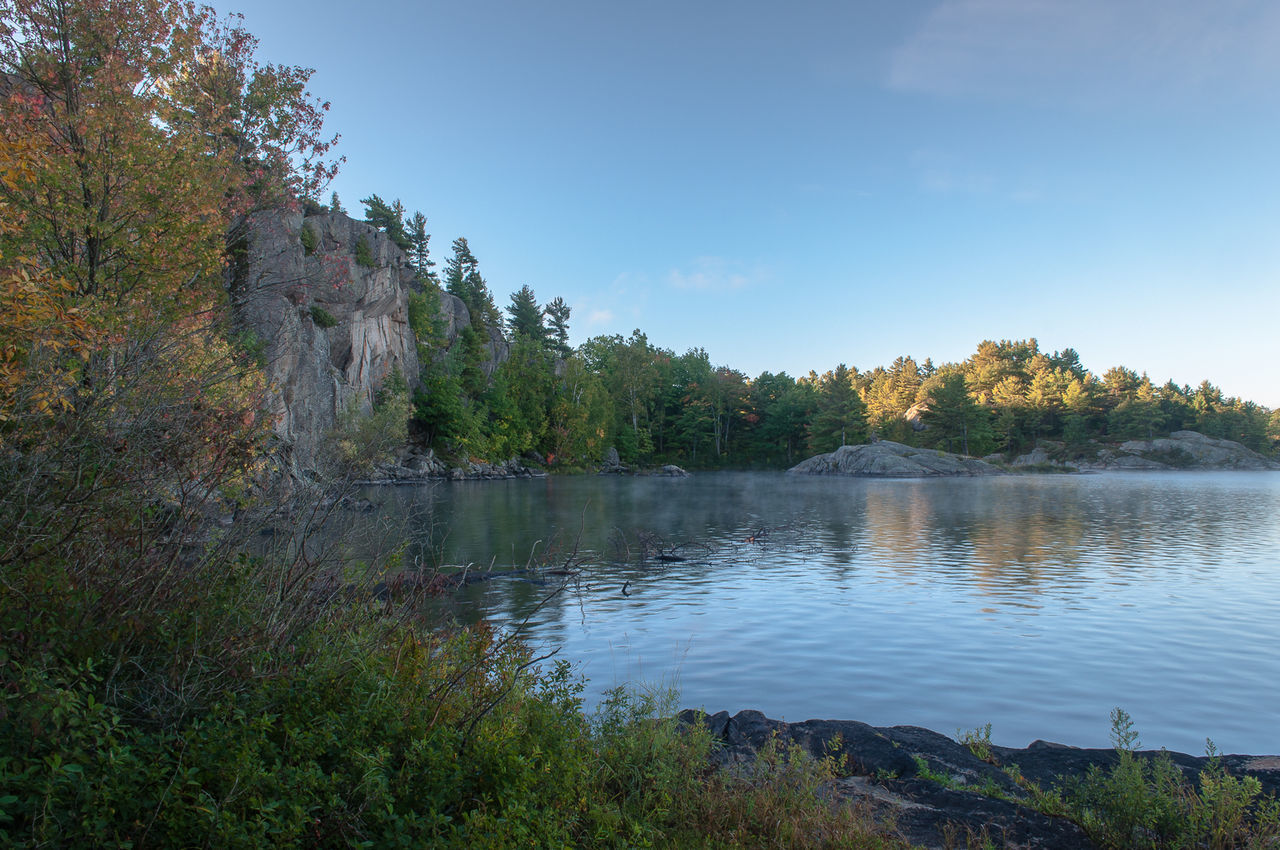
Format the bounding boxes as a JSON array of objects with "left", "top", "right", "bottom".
[{"left": 366, "top": 471, "right": 1280, "bottom": 755}]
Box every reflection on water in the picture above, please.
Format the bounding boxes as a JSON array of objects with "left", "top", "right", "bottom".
[{"left": 358, "top": 471, "right": 1280, "bottom": 754}]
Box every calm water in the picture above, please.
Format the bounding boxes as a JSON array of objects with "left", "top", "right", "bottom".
[{"left": 364, "top": 471, "right": 1280, "bottom": 754}]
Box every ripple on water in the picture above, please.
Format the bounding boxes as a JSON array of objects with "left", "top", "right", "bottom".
[{"left": 375, "top": 471, "right": 1280, "bottom": 753}]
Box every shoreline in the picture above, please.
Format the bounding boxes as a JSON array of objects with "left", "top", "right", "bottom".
[{"left": 684, "top": 708, "right": 1280, "bottom": 849}]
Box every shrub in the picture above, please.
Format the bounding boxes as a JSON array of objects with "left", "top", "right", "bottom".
[
  {"left": 355, "top": 235, "right": 375, "bottom": 268},
  {"left": 1056, "top": 709, "right": 1280, "bottom": 849},
  {"left": 299, "top": 223, "right": 317, "bottom": 254},
  {"left": 310, "top": 304, "right": 338, "bottom": 328}
]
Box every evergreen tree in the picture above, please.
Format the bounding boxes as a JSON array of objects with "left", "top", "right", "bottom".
[
  {"left": 506, "top": 285, "right": 546, "bottom": 343},
  {"left": 545, "top": 296, "right": 572, "bottom": 358},
  {"left": 807, "top": 364, "right": 868, "bottom": 453},
  {"left": 329, "top": 191, "right": 344, "bottom": 214},
  {"left": 920, "top": 372, "right": 993, "bottom": 456},
  {"left": 444, "top": 237, "right": 500, "bottom": 330},
  {"left": 361, "top": 193, "right": 410, "bottom": 250},
  {"left": 406, "top": 212, "right": 437, "bottom": 285}
]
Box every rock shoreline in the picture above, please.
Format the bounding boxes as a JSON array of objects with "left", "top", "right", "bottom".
[
  {"left": 680, "top": 709, "right": 1280, "bottom": 849},
  {"left": 786, "top": 431, "right": 1277, "bottom": 478},
  {"left": 995, "top": 430, "right": 1279, "bottom": 473},
  {"left": 788, "top": 441, "right": 1003, "bottom": 477}
]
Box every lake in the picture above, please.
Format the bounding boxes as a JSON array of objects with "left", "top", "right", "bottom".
[{"left": 363, "top": 470, "right": 1280, "bottom": 755}]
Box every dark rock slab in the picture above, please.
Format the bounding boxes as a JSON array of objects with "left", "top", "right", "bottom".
[{"left": 681, "top": 710, "right": 1280, "bottom": 849}]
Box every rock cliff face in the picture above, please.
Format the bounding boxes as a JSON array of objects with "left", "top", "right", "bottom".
[
  {"left": 231, "top": 209, "right": 505, "bottom": 477},
  {"left": 787, "top": 441, "right": 1002, "bottom": 477}
]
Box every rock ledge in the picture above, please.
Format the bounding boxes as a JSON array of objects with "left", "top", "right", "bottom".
[
  {"left": 788, "top": 441, "right": 1002, "bottom": 477},
  {"left": 681, "top": 709, "right": 1280, "bottom": 849}
]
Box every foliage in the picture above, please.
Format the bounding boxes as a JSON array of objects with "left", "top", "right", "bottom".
[
  {"left": 808, "top": 363, "right": 868, "bottom": 453},
  {"left": 361, "top": 193, "right": 411, "bottom": 251},
  {"left": 1055, "top": 709, "right": 1280, "bottom": 850},
  {"left": 407, "top": 287, "right": 447, "bottom": 356},
  {"left": 959, "top": 723, "right": 994, "bottom": 762},
  {"left": 330, "top": 378, "right": 410, "bottom": 472},
  {"left": 545, "top": 295, "right": 572, "bottom": 358},
  {"left": 920, "top": 372, "right": 994, "bottom": 457},
  {"left": 309, "top": 304, "right": 338, "bottom": 328},
  {"left": 354, "top": 235, "right": 375, "bottom": 268},
  {"left": 505, "top": 283, "right": 546, "bottom": 343},
  {"left": 406, "top": 211, "right": 437, "bottom": 285},
  {"left": 300, "top": 222, "right": 318, "bottom": 254}
]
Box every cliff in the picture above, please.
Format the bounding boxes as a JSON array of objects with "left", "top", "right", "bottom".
[{"left": 230, "top": 209, "right": 505, "bottom": 479}]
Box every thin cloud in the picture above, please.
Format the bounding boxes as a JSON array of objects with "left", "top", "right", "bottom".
[
  {"left": 586, "top": 308, "right": 615, "bottom": 326},
  {"left": 887, "top": 0, "right": 1280, "bottom": 106},
  {"left": 666, "top": 257, "right": 769, "bottom": 292}
]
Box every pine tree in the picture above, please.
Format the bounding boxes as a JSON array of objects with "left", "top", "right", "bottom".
[
  {"left": 506, "top": 285, "right": 546, "bottom": 343},
  {"left": 921, "top": 372, "right": 993, "bottom": 456},
  {"left": 807, "top": 364, "right": 868, "bottom": 453},
  {"left": 444, "top": 237, "right": 499, "bottom": 330},
  {"left": 406, "top": 212, "right": 437, "bottom": 285},
  {"left": 545, "top": 296, "right": 572, "bottom": 358},
  {"left": 329, "top": 191, "right": 345, "bottom": 214},
  {"left": 361, "top": 193, "right": 410, "bottom": 250}
]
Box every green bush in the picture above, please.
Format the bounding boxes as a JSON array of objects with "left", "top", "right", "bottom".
[
  {"left": 1055, "top": 709, "right": 1280, "bottom": 849},
  {"left": 355, "top": 235, "right": 375, "bottom": 268},
  {"left": 310, "top": 304, "right": 338, "bottom": 328},
  {"left": 299, "top": 223, "right": 317, "bottom": 255}
]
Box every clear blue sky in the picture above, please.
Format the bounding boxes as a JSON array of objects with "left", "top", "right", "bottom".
[{"left": 215, "top": 0, "right": 1279, "bottom": 407}]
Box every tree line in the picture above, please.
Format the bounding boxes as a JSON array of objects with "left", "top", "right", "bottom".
[{"left": 347, "top": 199, "right": 1279, "bottom": 468}]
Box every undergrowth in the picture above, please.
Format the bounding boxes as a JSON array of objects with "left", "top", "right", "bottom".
[
  {"left": 1054, "top": 708, "right": 1280, "bottom": 849},
  {"left": 961, "top": 711, "right": 1280, "bottom": 850}
]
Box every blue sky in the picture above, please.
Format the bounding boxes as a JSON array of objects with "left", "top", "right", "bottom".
[{"left": 215, "top": 0, "right": 1279, "bottom": 407}]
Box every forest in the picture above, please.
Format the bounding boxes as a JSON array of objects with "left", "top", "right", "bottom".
[{"left": 347, "top": 194, "right": 1279, "bottom": 469}]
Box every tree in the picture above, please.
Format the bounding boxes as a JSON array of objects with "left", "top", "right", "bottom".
[
  {"left": 406, "top": 212, "right": 437, "bottom": 285},
  {"left": 864, "top": 356, "right": 921, "bottom": 441},
  {"left": 1103, "top": 366, "right": 1140, "bottom": 404},
  {"left": 506, "top": 284, "right": 546, "bottom": 343},
  {"left": 581, "top": 330, "right": 660, "bottom": 463},
  {"left": 547, "top": 354, "right": 609, "bottom": 466},
  {"left": 361, "top": 193, "right": 410, "bottom": 250},
  {"left": 807, "top": 364, "right": 867, "bottom": 453},
  {"left": 444, "top": 237, "right": 499, "bottom": 330},
  {"left": 329, "top": 191, "right": 345, "bottom": 213},
  {"left": 545, "top": 296, "right": 572, "bottom": 358},
  {"left": 920, "top": 372, "right": 993, "bottom": 456}
]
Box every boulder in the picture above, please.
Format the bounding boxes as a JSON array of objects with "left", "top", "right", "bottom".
[{"left": 788, "top": 441, "right": 1002, "bottom": 477}]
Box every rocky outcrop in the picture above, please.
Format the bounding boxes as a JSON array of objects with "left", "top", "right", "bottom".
[
  {"left": 597, "top": 448, "right": 690, "bottom": 477},
  {"left": 356, "top": 447, "right": 544, "bottom": 484},
  {"left": 787, "top": 441, "right": 1002, "bottom": 477},
  {"left": 681, "top": 709, "right": 1280, "bottom": 850},
  {"left": 1109, "top": 430, "right": 1279, "bottom": 470},
  {"left": 231, "top": 210, "right": 418, "bottom": 476},
  {"left": 231, "top": 209, "right": 508, "bottom": 478},
  {"left": 997, "top": 431, "right": 1279, "bottom": 472}
]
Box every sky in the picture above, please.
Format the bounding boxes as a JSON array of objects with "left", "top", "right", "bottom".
[{"left": 213, "top": 0, "right": 1279, "bottom": 407}]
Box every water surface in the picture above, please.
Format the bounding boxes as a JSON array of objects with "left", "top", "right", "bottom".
[{"left": 367, "top": 471, "right": 1280, "bottom": 754}]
